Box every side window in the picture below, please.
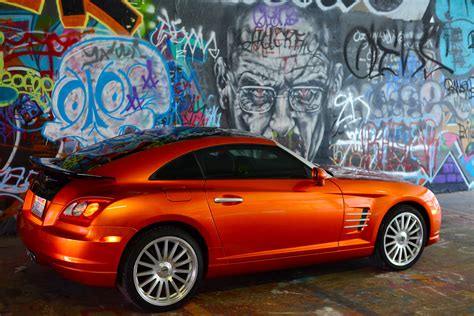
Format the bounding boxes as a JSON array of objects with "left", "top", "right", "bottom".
[
  {"left": 195, "top": 145, "right": 311, "bottom": 179},
  {"left": 150, "top": 153, "right": 203, "bottom": 180}
]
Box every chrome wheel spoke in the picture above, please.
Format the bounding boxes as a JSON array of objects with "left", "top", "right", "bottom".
[
  {"left": 404, "top": 216, "right": 411, "bottom": 230},
  {"left": 169, "top": 278, "right": 180, "bottom": 294},
  {"left": 173, "top": 249, "right": 187, "bottom": 262},
  {"left": 407, "top": 220, "right": 417, "bottom": 232},
  {"left": 137, "top": 270, "right": 155, "bottom": 277},
  {"left": 163, "top": 240, "right": 169, "bottom": 259},
  {"left": 145, "top": 250, "right": 158, "bottom": 264},
  {"left": 156, "top": 280, "right": 164, "bottom": 299},
  {"left": 386, "top": 234, "right": 397, "bottom": 239},
  {"left": 387, "top": 245, "right": 397, "bottom": 256},
  {"left": 173, "top": 273, "right": 187, "bottom": 284},
  {"left": 169, "top": 242, "right": 179, "bottom": 261},
  {"left": 147, "top": 278, "right": 159, "bottom": 296},
  {"left": 395, "top": 218, "right": 401, "bottom": 231},
  {"left": 138, "top": 261, "right": 155, "bottom": 269},
  {"left": 410, "top": 226, "right": 420, "bottom": 235},
  {"left": 154, "top": 242, "right": 163, "bottom": 261},
  {"left": 176, "top": 258, "right": 192, "bottom": 267},
  {"left": 165, "top": 280, "right": 170, "bottom": 299},
  {"left": 140, "top": 275, "right": 156, "bottom": 288},
  {"left": 391, "top": 247, "right": 400, "bottom": 260},
  {"left": 388, "top": 225, "right": 398, "bottom": 234}
]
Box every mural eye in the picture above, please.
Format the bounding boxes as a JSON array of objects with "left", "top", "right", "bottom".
[
  {"left": 290, "top": 87, "right": 323, "bottom": 112},
  {"left": 239, "top": 86, "right": 275, "bottom": 113},
  {"left": 95, "top": 70, "right": 126, "bottom": 115},
  {"left": 55, "top": 77, "right": 87, "bottom": 126}
]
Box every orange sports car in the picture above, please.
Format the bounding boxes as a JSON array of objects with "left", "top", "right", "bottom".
[{"left": 18, "top": 127, "right": 441, "bottom": 312}]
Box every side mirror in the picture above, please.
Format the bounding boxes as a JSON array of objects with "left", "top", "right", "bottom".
[{"left": 312, "top": 167, "right": 328, "bottom": 186}]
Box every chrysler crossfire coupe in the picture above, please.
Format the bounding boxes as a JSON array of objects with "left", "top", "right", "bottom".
[{"left": 19, "top": 127, "right": 441, "bottom": 312}]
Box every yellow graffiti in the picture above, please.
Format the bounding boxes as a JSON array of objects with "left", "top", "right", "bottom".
[
  {"left": 0, "top": 0, "right": 44, "bottom": 14},
  {"left": 0, "top": 69, "right": 53, "bottom": 109},
  {"left": 0, "top": 0, "right": 142, "bottom": 35}
]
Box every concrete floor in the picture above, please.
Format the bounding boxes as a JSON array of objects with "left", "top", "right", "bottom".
[{"left": 1, "top": 191, "right": 473, "bottom": 315}]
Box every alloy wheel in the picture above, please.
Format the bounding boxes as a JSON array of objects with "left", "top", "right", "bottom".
[
  {"left": 133, "top": 236, "right": 198, "bottom": 306},
  {"left": 383, "top": 212, "right": 424, "bottom": 267}
]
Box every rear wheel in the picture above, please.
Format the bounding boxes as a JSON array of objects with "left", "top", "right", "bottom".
[
  {"left": 373, "top": 205, "right": 427, "bottom": 270},
  {"left": 119, "top": 226, "right": 204, "bottom": 312}
]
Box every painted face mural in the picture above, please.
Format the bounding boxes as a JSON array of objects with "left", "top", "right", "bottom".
[{"left": 216, "top": 4, "right": 342, "bottom": 161}]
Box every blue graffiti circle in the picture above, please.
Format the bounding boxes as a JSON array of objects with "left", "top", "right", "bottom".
[{"left": 0, "top": 86, "right": 19, "bottom": 107}]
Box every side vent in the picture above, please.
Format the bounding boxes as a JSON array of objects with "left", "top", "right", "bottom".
[{"left": 344, "top": 208, "right": 371, "bottom": 231}]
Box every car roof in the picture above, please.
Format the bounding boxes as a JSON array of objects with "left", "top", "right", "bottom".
[
  {"left": 137, "top": 126, "right": 263, "bottom": 140},
  {"left": 49, "top": 127, "right": 269, "bottom": 175}
]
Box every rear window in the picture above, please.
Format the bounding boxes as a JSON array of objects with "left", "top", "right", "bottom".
[{"left": 150, "top": 153, "right": 203, "bottom": 180}]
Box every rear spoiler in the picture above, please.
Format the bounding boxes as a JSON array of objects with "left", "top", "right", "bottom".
[{"left": 30, "top": 156, "right": 115, "bottom": 180}]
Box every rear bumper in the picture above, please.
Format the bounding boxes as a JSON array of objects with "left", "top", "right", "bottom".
[{"left": 17, "top": 208, "right": 137, "bottom": 287}]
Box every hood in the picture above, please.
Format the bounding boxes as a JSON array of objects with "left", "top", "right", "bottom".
[{"left": 322, "top": 165, "right": 406, "bottom": 183}]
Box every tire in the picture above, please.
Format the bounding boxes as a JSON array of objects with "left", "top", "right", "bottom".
[
  {"left": 118, "top": 226, "right": 204, "bottom": 312},
  {"left": 373, "top": 205, "right": 427, "bottom": 271}
]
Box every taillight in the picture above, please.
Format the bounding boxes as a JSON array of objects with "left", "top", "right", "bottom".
[{"left": 60, "top": 198, "right": 112, "bottom": 226}]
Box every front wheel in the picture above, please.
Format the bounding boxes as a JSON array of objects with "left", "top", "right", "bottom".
[
  {"left": 119, "top": 226, "right": 204, "bottom": 312},
  {"left": 373, "top": 205, "right": 427, "bottom": 270}
]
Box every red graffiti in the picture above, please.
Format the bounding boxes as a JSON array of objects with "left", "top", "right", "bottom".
[
  {"left": 360, "top": 120, "right": 438, "bottom": 172},
  {"left": 2, "top": 30, "right": 93, "bottom": 77}
]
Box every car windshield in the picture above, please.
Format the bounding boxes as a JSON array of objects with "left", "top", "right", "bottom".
[{"left": 51, "top": 127, "right": 257, "bottom": 173}]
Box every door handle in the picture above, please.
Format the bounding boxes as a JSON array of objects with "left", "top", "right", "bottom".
[{"left": 214, "top": 197, "right": 243, "bottom": 203}]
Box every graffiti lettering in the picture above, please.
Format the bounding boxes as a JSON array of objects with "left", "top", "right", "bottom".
[
  {"left": 239, "top": 27, "right": 313, "bottom": 55},
  {"left": 458, "top": 121, "right": 474, "bottom": 143},
  {"left": 252, "top": 4, "right": 299, "bottom": 28},
  {"left": 343, "top": 25, "right": 452, "bottom": 80},
  {"left": 444, "top": 77, "right": 474, "bottom": 100},
  {"left": 83, "top": 39, "right": 146, "bottom": 66},
  {"left": 333, "top": 90, "right": 371, "bottom": 130},
  {"left": 0, "top": 167, "right": 37, "bottom": 194},
  {"left": 0, "top": 70, "right": 53, "bottom": 100},
  {"left": 151, "top": 8, "right": 220, "bottom": 61}
]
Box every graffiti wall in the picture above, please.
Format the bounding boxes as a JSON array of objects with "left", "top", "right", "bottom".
[{"left": 0, "top": 0, "right": 472, "bottom": 232}]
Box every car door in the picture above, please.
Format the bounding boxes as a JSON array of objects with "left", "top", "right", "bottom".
[{"left": 196, "top": 144, "right": 344, "bottom": 263}]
